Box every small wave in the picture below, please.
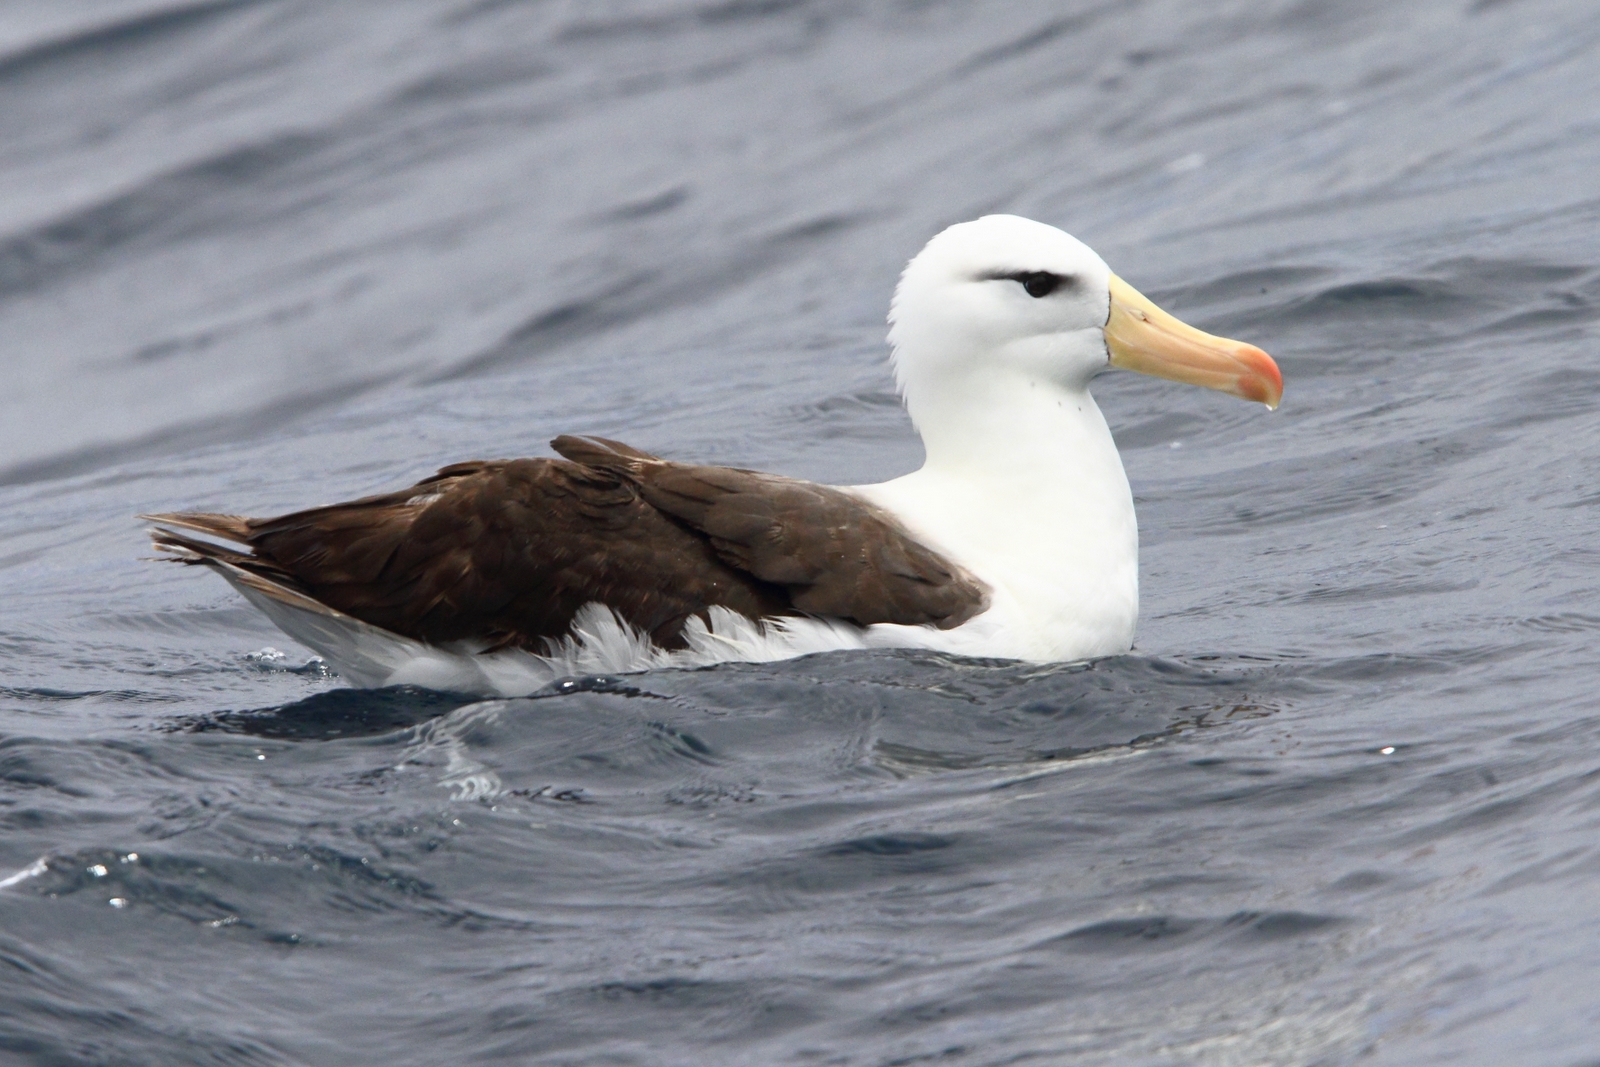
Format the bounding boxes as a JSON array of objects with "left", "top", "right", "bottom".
[{"left": 1049, "top": 910, "right": 1345, "bottom": 952}]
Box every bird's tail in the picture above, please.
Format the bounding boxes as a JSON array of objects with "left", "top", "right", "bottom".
[
  {"left": 143, "top": 514, "right": 463, "bottom": 688},
  {"left": 140, "top": 511, "right": 254, "bottom": 544},
  {"left": 143, "top": 516, "right": 330, "bottom": 616}
]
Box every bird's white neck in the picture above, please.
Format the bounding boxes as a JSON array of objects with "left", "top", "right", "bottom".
[{"left": 904, "top": 365, "right": 1106, "bottom": 474}]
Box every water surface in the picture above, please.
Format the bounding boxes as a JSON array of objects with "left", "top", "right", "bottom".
[{"left": 4, "top": 1, "right": 1600, "bottom": 1063}]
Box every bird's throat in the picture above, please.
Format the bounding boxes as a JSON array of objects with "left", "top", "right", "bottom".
[{"left": 905, "top": 374, "right": 1119, "bottom": 482}]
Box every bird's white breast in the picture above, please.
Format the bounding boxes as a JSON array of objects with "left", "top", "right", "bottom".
[{"left": 849, "top": 389, "right": 1139, "bottom": 662}]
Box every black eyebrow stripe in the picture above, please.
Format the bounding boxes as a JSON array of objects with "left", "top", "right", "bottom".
[{"left": 976, "top": 270, "right": 1074, "bottom": 283}]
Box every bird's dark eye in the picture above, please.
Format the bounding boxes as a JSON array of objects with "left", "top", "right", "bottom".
[{"left": 1019, "top": 271, "right": 1061, "bottom": 298}]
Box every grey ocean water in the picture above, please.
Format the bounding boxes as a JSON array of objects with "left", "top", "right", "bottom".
[{"left": 3, "top": 1, "right": 1600, "bottom": 1063}]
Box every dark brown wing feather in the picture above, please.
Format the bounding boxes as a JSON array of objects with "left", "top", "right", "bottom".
[
  {"left": 551, "top": 436, "right": 989, "bottom": 629},
  {"left": 147, "top": 438, "right": 989, "bottom": 651},
  {"left": 150, "top": 458, "right": 789, "bottom": 651}
]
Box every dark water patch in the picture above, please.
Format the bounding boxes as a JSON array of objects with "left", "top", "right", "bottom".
[
  {"left": 1289, "top": 577, "right": 1479, "bottom": 606},
  {"left": 726, "top": 830, "right": 975, "bottom": 897},
  {"left": 436, "top": 269, "right": 658, "bottom": 380},
  {"left": 1270, "top": 0, "right": 1400, "bottom": 33},
  {"left": 0, "top": 746, "right": 94, "bottom": 798},
  {"left": 556, "top": 0, "right": 819, "bottom": 43},
  {"left": 392, "top": 56, "right": 555, "bottom": 105},
  {"left": 700, "top": 0, "right": 817, "bottom": 27},
  {"left": 644, "top": 720, "right": 721, "bottom": 765},
  {"left": 128, "top": 298, "right": 319, "bottom": 366},
  {"left": 0, "top": 0, "right": 263, "bottom": 85},
  {"left": 1283, "top": 278, "right": 1470, "bottom": 321},
  {"left": 1051, "top": 910, "right": 1343, "bottom": 953},
  {"left": 595, "top": 185, "right": 692, "bottom": 222},
  {"left": 1561, "top": 490, "right": 1600, "bottom": 511},
  {"left": 1328, "top": 869, "right": 1394, "bottom": 892},
  {"left": 824, "top": 831, "right": 955, "bottom": 856},
  {"left": 590, "top": 975, "right": 761, "bottom": 1007},
  {"left": 170, "top": 686, "right": 475, "bottom": 741},
  {"left": 444, "top": 0, "right": 541, "bottom": 25},
  {"left": 295, "top": 842, "right": 438, "bottom": 908},
  {"left": 1052, "top": 915, "right": 1201, "bottom": 948},
  {"left": 475, "top": 974, "right": 819, "bottom": 1060},
  {"left": 772, "top": 212, "right": 864, "bottom": 244},
  {"left": 76, "top": 844, "right": 432, "bottom": 927},
  {"left": 1302, "top": 651, "right": 1477, "bottom": 684},
  {"left": 1426, "top": 257, "right": 1591, "bottom": 286},
  {"left": 0, "top": 685, "right": 182, "bottom": 707},
  {"left": 23, "top": 849, "right": 247, "bottom": 928},
  {"left": 1134, "top": 870, "right": 1253, "bottom": 894},
  {"left": 1237, "top": 909, "right": 1344, "bottom": 938},
  {"left": 951, "top": 12, "right": 1101, "bottom": 76},
  {"left": 802, "top": 389, "right": 902, "bottom": 415},
  {"left": 535, "top": 675, "right": 651, "bottom": 699},
  {"left": 13, "top": 840, "right": 464, "bottom": 948}
]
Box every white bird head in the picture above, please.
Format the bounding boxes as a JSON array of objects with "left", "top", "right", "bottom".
[{"left": 888, "top": 215, "right": 1282, "bottom": 430}]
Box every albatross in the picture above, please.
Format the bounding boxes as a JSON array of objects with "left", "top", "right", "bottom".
[{"left": 145, "top": 215, "right": 1281, "bottom": 695}]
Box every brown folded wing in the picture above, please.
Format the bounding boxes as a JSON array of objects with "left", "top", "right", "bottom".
[
  {"left": 550, "top": 436, "right": 988, "bottom": 629},
  {"left": 147, "top": 438, "right": 989, "bottom": 651}
]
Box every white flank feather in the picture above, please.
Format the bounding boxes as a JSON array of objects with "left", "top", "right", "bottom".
[{"left": 231, "top": 569, "right": 875, "bottom": 697}]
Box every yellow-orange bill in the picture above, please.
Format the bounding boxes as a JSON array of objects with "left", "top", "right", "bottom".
[{"left": 1104, "top": 274, "right": 1283, "bottom": 409}]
